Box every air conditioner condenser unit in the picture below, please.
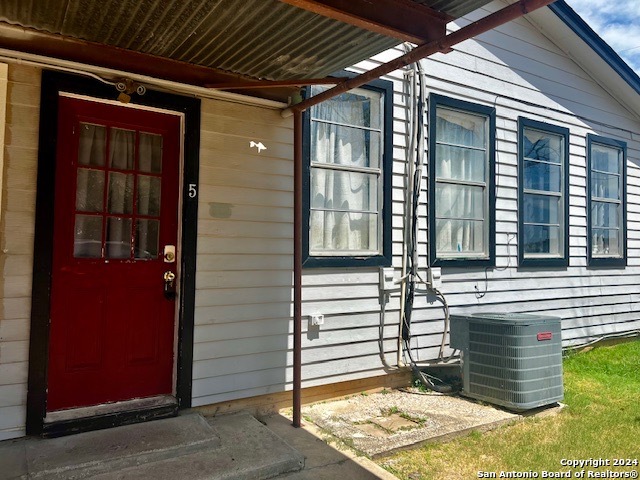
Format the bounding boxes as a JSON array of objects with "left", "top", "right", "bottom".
[{"left": 450, "top": 313, "right": 563, "bottom": 411}]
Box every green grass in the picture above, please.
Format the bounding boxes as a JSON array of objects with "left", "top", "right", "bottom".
[{"left": 377, "top": 339, "right": 640, "bottom": 480}]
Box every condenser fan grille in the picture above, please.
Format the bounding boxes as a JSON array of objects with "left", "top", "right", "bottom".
[{"left": 450, "top": 313, "right": 563, "bottom": 411}]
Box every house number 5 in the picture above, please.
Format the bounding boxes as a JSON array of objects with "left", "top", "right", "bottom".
[{"left": 188, "top": 184, "right": 197, "bottom": 198}]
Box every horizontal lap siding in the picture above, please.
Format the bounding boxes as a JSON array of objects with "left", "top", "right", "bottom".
[
  {"left": 0, "top": 2, "right": 635, "bottom": 438},
  {"left": 0, "top": 64, "right": 40, "bottom": 440},
  {"left": 192, "top": 70, "right": 412, "bottom": 405},
  {"left": 397, "top": 0, "right": 640, "bottom": 351},
  {"left": 0, "top": 2, "right": 636, "bottom": 429},
  {"left": 193, "top": 1, "right": 640, "bottom": 407},
  {"left": 193, "top": 100, "right": 298, "bottom": 405}
]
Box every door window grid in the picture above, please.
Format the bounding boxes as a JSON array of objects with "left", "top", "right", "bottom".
[{"left": 73, "top": 123, "right": 163, "bottom": 260}]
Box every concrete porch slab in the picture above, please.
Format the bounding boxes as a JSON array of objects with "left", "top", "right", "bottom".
[{"left": 301, "top": 389, "right": 523, "bottom": 458}]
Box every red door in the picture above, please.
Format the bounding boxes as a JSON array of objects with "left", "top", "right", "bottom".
[{"left": 47, "top": 96, "right": 181, "bottom": 412}]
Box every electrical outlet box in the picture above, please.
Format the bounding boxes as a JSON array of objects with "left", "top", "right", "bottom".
[
  {"left": 379, "top": 267, "right": 395, "bottom": 291},
  {"left": 428, "top": 267, "right": 442, "bottom": 289},
  {"left": 310, "top": 314, "right": 324, "bottom": 326}
]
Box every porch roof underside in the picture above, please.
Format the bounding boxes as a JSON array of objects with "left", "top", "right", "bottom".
[{"left": 0, "top": 0, "right": 493, "bottom": 97}]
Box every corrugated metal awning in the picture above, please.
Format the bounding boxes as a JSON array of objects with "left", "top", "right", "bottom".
[
  {"left": 0, "top": 0, "right": 406, "bottom": 81},
  {"left": 412, "top": 0, "right": 497, "bottom": 18},
  {"left": 0, "top": 0, "right": 497, "bottom": 100}
]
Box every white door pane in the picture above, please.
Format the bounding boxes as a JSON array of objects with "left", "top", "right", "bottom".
[
  {"left": 109, "top": 128, "right": 135, "bottom": 170},
  {"left": 135, "top": 219, "right": 159, "bottom": 259},
  {"left": 139, "top": 133, "right": 163, "bottom": 173},
  {"left": 137, "top": 175, "right": 162, "bottom": 216},
  {"left": 76, "top": 168, "right": 105, "bottom": 212},
  {"left": 78, "top": 123, "right": 106, "bottom": 167},
  {"left": 108, "top": 172, "right": 134, "bottom": 214},
  {"left": 106, "top": 217, "right": 132, "bottom": 259},
  {"left": 74, "top": 215, "right": 102, "bottom": 258}
]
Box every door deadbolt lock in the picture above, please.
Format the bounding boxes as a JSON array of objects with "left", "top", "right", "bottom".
[
  {"left": 163, "top": 271, "right": 176, "bottom": 300},
  {"left": 164, "top": 245, "right": 176, "bottom": 263}
]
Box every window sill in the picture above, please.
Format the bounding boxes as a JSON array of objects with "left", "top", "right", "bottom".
[
  {"left": 519, "top": 257, "right": 568, "bottom": 268},
  {"left": 431, "top": 257, "right": 494, "bottom": 268},
  {"left": 303, "top": 254, "right": 391, "bottom": 268},
  {"left": 588, "top": 256, "right": 626, "bottom": 268}
]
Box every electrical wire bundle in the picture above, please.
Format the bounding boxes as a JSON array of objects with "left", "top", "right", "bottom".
[{"left": 396, "top": 54, "right": 459, "bottom": 393}]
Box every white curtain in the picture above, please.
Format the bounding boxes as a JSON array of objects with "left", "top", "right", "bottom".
[
  {"left": 109, "top": 128, "right": 135, "bottom": 169},
  {"left": 139, "top": 133, "right": 163, "bottom": 173},
  {"left": 78, "top": 123, "right": 106, "bottom": 167},
  {"left": 310, "top": 94, "right": 377, "bottom": 252},
  {"left": 136, "top": 133, "right": 163, "bottom": 259},
  {"left": 435, "top": 111, "right": 485, "bottom": 256},
  {"left": 104, "top": 129, "right": 134, "bottom": 258},
  {"left": 74, "top": 124, "right": 106, "bottom": 258},
  {"left": 74, "top": 126, "right": 162, "bottom": 259}
]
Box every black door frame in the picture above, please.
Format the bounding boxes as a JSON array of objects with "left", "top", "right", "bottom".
[{"left": 26, "top": 70, "right": 201, "bottom": 436}]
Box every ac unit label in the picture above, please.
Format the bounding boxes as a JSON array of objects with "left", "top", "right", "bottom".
[{"left": 537, "top": 332, "right": 553, "bottom": 341}]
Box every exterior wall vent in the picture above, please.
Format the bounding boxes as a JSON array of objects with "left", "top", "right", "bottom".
[{"left": 450, "top": 313, "right": 563, "bottom": 411}]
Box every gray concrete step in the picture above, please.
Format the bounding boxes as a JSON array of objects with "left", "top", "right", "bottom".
[
  {"left": 0, "top": 412, "right": 304, "bottom": 480},
  {"left": 25, "top": 414, "right": 220, "bottom": 479}
]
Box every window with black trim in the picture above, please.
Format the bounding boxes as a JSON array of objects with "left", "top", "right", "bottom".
[
  {"left": 587, "top": 134, "right": 627, "bottom": 267},
  {"left": 302, "top": 78, "right": 393, "bottom": 268},
  {"left": 518, "top": 118, "right": 569, "bottom": 267},
  {"left": 428, "top": 94, "right": 496, "bottom": 267}
]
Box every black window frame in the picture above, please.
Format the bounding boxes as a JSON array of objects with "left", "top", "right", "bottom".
[
  {"left": 517, "top": 117, "right": 570, "bottom": 268},
  {"left": 586, "top": 134, "right": 627, "bottom": 267},
  {"left": 302, "top": 76, "right": 393, "bottom": 268},
  {"left": 428, "top": 93, "right": 496, "bottom": 268}
]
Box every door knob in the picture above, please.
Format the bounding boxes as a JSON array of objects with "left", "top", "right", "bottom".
[{"left": 163, "top": 271, "right": 176, "bottom": 300}]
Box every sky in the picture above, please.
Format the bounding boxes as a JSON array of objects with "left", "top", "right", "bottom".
[{"left": 564, "top": 0, "right": 640, "bottom": 74}]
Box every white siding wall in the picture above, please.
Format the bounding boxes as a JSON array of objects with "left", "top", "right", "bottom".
[
  {"left": 2, "top": 0, "right": 640, "bottom": 435},
  {"left": 191, "top": 1, "right": 640, "bottom": 405},
  {"left": 192, "top": 100, "right": 296, "bottom": 406},
  {"left": 0, "top": 64, "right": 40, "bottom": 440},
  {"left": 404, "top": 0, "right": 640, "bottom": 348}
]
